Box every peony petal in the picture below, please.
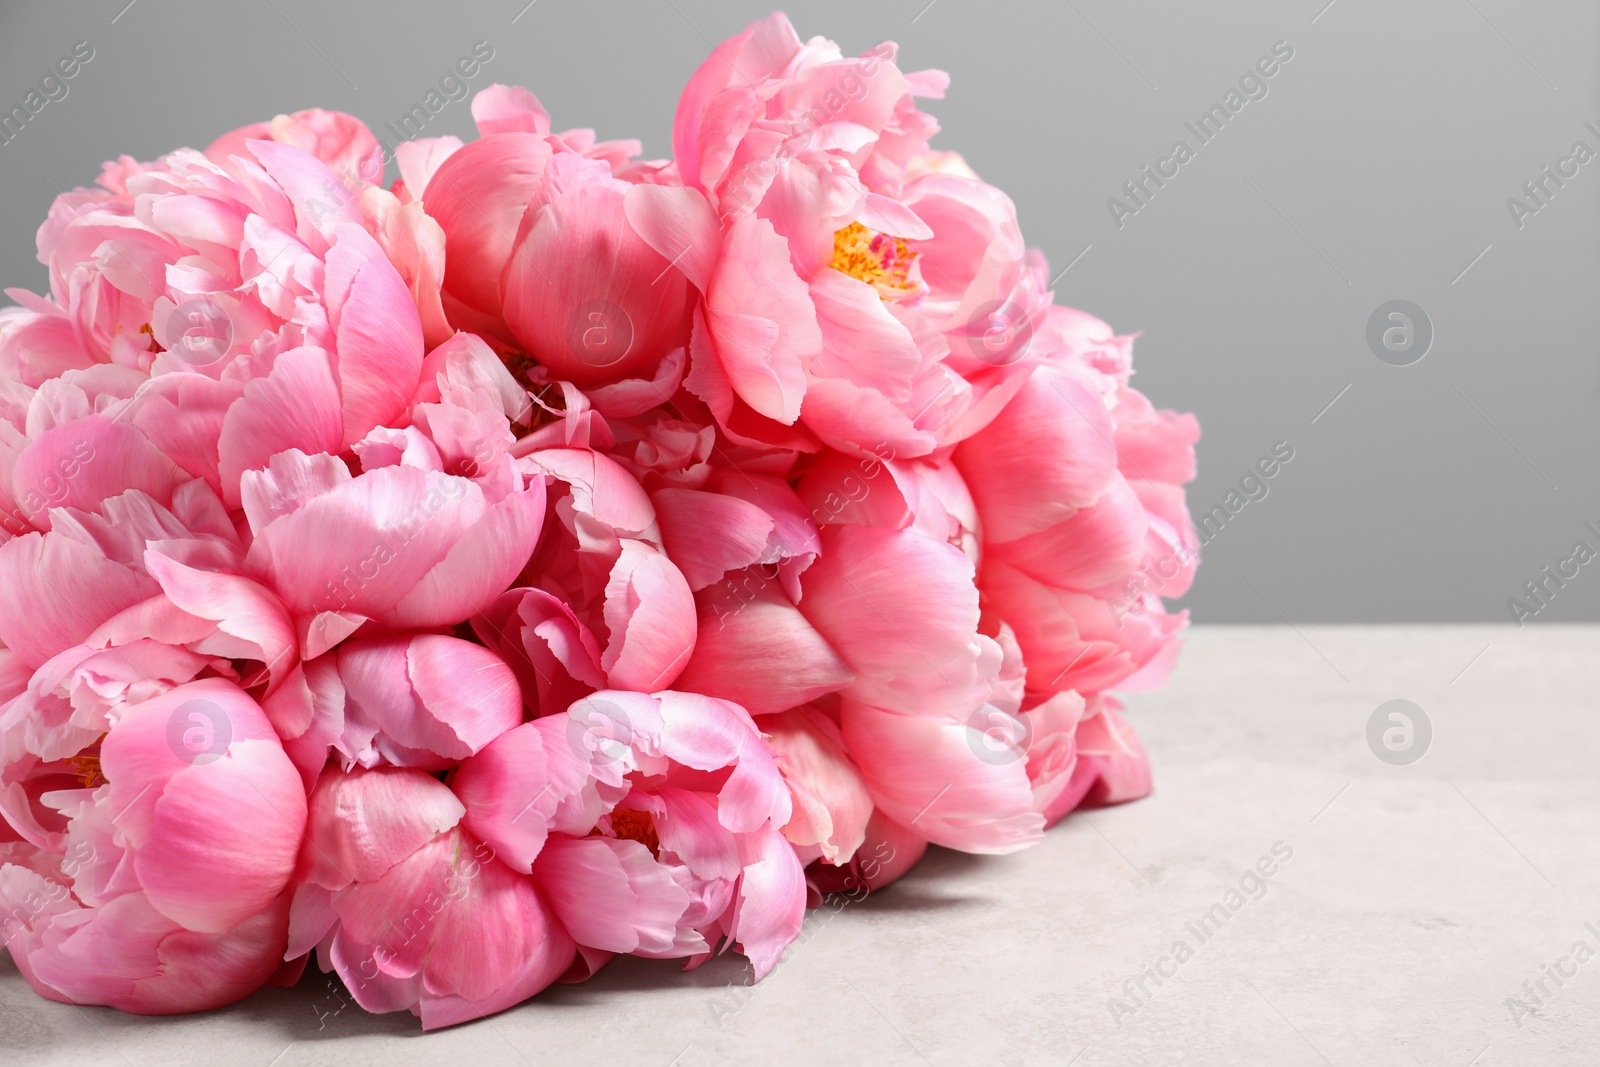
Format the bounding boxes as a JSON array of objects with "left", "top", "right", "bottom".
[
  {"left": 954, "top": 365, "right": 1118, "bottom": 542},
  {"left": 650, "top": 487, "right": 773, "bottom": 590},
  {"left": 765, "top": 707, "right": 873, "bottom": 865},
  {"left": 657, "top": 690, "right": 790, "bottom": 834},
  {"left": 534, "top": 835, "right": 692, "bottom": 956},
  {"left": 840, "top": 699, "right": 1043, "bottom": 855},
  {"left": 798, "top": 524, "right": 979, "bottom": 698},
  {"left": 675, "top": 583, "right": 853, "bottom": 715},
  {"left": 731, "top": 824, "right": 805, "bottom": 979},
  {"left": 601, "top": 540, "right": 697, "bottom": 692}
]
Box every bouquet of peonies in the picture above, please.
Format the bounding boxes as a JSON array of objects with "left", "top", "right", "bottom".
[{"left": 0, "top": 13, "right": 1198, "bottom": 1028}]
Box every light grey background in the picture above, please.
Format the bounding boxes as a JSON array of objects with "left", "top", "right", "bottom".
[{"left": 0, "top": 0, "right": 1594, "bottom": 624}]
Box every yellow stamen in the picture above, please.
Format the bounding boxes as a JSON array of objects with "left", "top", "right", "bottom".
[
  {"left": 67, "top": 751, "right": 105, "bottom": 789},
  {"left": 830, "top": 222, "right": 917, "bottom": 299}
]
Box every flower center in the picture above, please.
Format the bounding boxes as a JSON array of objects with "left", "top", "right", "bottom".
[
  {"left": 830, "top": 222, "right": 916, "bottom": 298},
  {"left": 67, "top": 739, "right": 107, "bottom": 788},
  {"left": 601, "top": 807, "right": 660, "bottom": 858}
]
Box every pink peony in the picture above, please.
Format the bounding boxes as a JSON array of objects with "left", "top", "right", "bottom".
[
  {"left": 287, "top": 743, "right": 583, "bottom": 1030},
  {"left": 421, "top": 87, "right": 691, "bottom": 385},
  {"left": 556, "top": 688, "right": 803, "bottom": 978},
  {"left": 0, "top": 679, "right": 305, "bottom": 1013}
]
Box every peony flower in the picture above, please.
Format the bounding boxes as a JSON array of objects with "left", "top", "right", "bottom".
[
  {"left": 240, "top": 448, "right": 545, "bottom": 656},
  {"left": 645, "top": 12, "right": 1046, "bottom": 457},
  {"left": 421, "top": 86, "right": 693, "bottom": 386},
  {"left": 0, "top": 679, "right": 305, "bottom": 1013},
  {"left": 518, "top": 447, "right": 697, "bottom": 692},
  {"left": 273, "top": 633, "right": 524, "bottom": 773},
  {"left": 673, "top": 453, "right": 1047, "bottom": 855},
  {"left": 959, "top": 356, "right": 1195, "bottom": 701},
  {"left": 561, "top": 688, "right": 803, "bottom": 977},
  {"left": 0, "top": 475, "right": 281, "bottom": 673},
  {"left": 290, "top": 685, "right": 800, "bottom": 1026},
  {"left": 286, "top": 739, "right": 586, "bottom": 1030}
]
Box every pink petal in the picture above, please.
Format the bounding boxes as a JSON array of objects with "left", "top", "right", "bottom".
[
  {"left": 798, "top": 525, "right": 979, "bottom": 698},
  {"left": 954, "top": 366, "right": 1118, "bottom": 542},
  {"left": 455, "top": 716, "right": 613, "bottom": 874},
  {"left": 624, "top": 184, "right": 722, "bottom": 292},
  {"left": 302, "top": 765, "right": 464, "bottom": 889},
  {"left": 534, "top": 835, "right": 692, "bottom": 955},
  {"left": 246, "top": 139, "right": 360, "bottom": 253},
  {"left": 651, "top": 487, "right": 773, "bottom": 590},
  {"left": 765, "top": 707, "right": 873, "bottom": 864},
  {"left": 142, "top": 551, "right": 297, "bottom": 693},
  {"left": 807, "top": 808, "right": 929, "bottom": 894},
  {"left": 657, "top": 690, "right": 790, "bottom": 834},
  {"left": 0, "top": 531, "right": 157, "bottom": 668},
  {"left": 472, "top": 84, "right": 551, "bottom": 136},
  {"left": 704, "top": 214, "right": 819, "bottom": 425},
  {"left": 336, "top": 635, "right": 522, "bottom": 767},
  {"left": 675, "top": 583, "right": 853, "bottom": 715},
  {"left": 12, "top": 416, "right": 186, "bottom": 531},
  {"left": 424, "top": 133, "right": 554, "bottom": 328},
  {"left": 731, "top": 824, "right": 805, "bottom": 979},
  {"left": 840, "top": 699, "right": 1044, "bottom": 855},
  {"left": 472, "top": 587, "right": 607, "bottom": 717},
  {"left": 601, "top": 540, "right": 696, "bottom": 692},
  {"left": 99, "top": 680, "right": 305, "bottom": 933},
  {"left": 502, "top": 180, "right": 692, "bottom": 386},
  {"left": 216, "top": 346, "right": 344, "bottom": 508},
  {"left": 525, "top": 447, "right": 659, "bottom": 543},
  {"left": 394, "top": 137, "right": 464, "bottom": 204},
  {"left": 323, "top": 223, "right": 427, "bottom": 445},
  {"left": 989, "top": 472, "right": 1148, "bottom": 591},
  {"left": 1114, "top": 389, "right": 1200, "bottom": 485}
]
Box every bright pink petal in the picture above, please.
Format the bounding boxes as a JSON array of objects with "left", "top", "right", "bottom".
[
  {"left": 0, "top": 531, "right": 157, "bottom": 668},
  {"left": 657, "top": 690, "right": 790, "bottom": 834},
  {"left": 624, "top": 184, "right": 722, "bottom": 292},
  {"left": 322, "top": 223, "right": 427, "bottom": 445},
  {"left": 302, "top": 765, "right": 464, "bottom": 889},
  {"left": 601, "top": 540, "right": 697, "bottom": 691},
  {"left": 534, "top": 835, "right": 692, "bottom": 955},
  {"left": 455, "top": 716, "right": 615, "bottom": 874},
  {"left": 765, "top": 707, "right": 873, "bottom": 865},
  {"left": 704, "top": 214, "right": 819, "bottom": 425},
  {"left": 12, "top": 416, "right": 185, "bottom": 530},
  {"left": 731, "top": 824, "right": 805, "bottom": 979},
  {"left": 101, "top": 680, "right": 305, "bottom": 933},
  {"left": 798, "top": 524, "right": 979, "bottom": 701},
  {"left": 989, "top": 472, "right": 1147, "bottom": 591},
  {"left": 216, "top": 346, "right": 344, "bottom": 508},
  {"left": 336, "top": 635, "right": 523, "bottom": 768},
  {"left": 651, "top": 487, "right": 773, "bottom": 590},
  {"left": 675, "top": 584, "right": 853, "bottom": 715},
  {"left": 840, "top": 699, "right": 1044, "bottom": 855},
  {"left": 954, "top": 366, "right": 1118, "bottom": 542},
  {"left": 424, "top": 133, "right": 554, "bottom": 329}
]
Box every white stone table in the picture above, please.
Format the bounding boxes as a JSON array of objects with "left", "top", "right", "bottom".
[{"left": 4, "top": 626, "right": 1597, "bottom": 1066}]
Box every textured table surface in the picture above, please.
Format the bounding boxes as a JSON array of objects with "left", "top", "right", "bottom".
[{"left": 4, "top": 625, "right": 1597, "bottom": 1066}]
